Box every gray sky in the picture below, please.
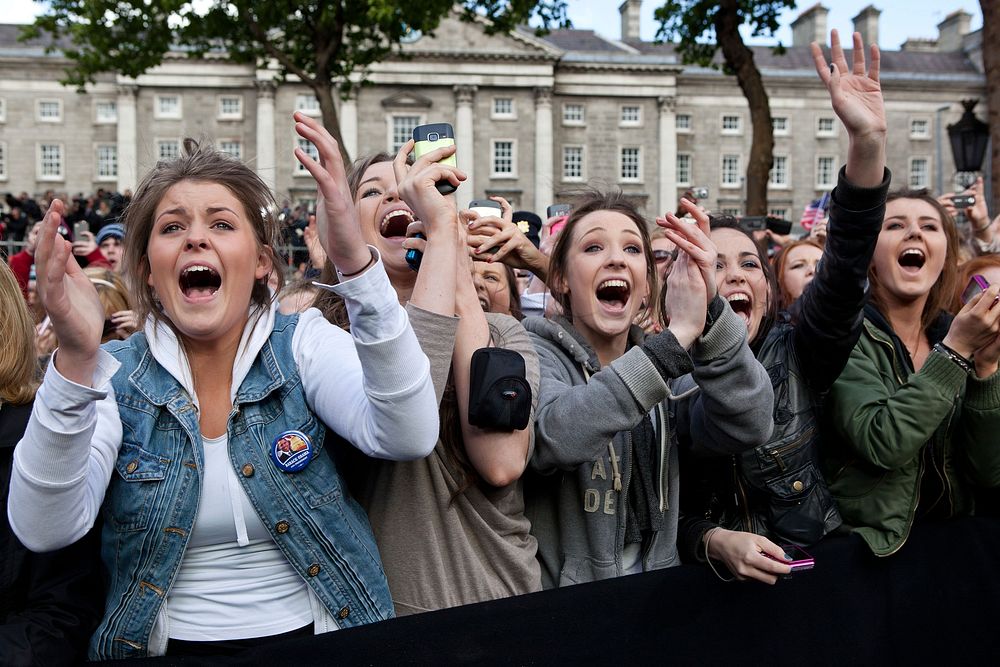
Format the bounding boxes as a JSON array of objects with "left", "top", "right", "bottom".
[{"left": 4, "top": 0, "right": 985, "bottom": 51}]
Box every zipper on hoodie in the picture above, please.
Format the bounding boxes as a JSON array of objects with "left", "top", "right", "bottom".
[{"left": 656, "top": 403, "right": 669, "bottom": 512}]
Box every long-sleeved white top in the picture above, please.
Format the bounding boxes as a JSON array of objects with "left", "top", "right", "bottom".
[{"left": 9, "top": 252, "right": 439, "bottom": 553}]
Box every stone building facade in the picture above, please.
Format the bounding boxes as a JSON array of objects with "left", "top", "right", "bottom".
[{"left": 0, "top": 2, "right": 987, "bottom": 221}]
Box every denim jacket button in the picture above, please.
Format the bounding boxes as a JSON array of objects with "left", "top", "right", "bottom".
[
  {"left": 337, "top": 606, "right": 350, "bottom": 619},
  {"left": 125, "top": 460, "right": 139, "bottom": 474},
  {"left": 307, "top": 563, "right": 321, "bottom": 577},
  {"left": 241, "top": 463, "right": 255, "bottom": 477},
  {"left": 275, "top": 520, "right": 290, "bottom": 534}
]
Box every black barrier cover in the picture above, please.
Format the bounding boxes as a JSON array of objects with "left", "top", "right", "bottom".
[{"left": 101, "top": 517, "right": 1000, "bottom": 666}]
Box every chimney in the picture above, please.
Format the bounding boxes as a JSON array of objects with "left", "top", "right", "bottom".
[
  {"left": 619, "top": 0, "right": 642, "bottom": 42},
  {"left": 852, "top": 5, "right": 880, "bottom": 47},
  {"left": 791, "top": 4, "right": 829, "bottom": 47},
  {"left": 900, "top": 38, "right": 939, "bottom": 53},
  {"left": 937, "top": 10, "right": 971, "bottom": 52}
]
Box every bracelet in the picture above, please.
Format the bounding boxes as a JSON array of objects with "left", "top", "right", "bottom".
[
  {"left": 703, "top": 528, "right": 735, "bottom": 583},
  {"left": 972, "top": 216, "right": 993, "bottom": 234},
  {"left": 336, "top": 249, "right": 376, "bottom": 279},
  {"left": 933, "top": 342, "right": 975, "bottom": 375}
]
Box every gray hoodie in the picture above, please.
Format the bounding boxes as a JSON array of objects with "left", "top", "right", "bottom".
[{"left": 523, "top": 299, "right": 774, "bottom": 588}]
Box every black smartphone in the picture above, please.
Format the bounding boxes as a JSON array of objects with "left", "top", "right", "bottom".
[
  {"left": 412, "top": 123, "right": 458, "bottom": 196},
  {"left": 546, "top": 203, "right": 571, "bottom": 219}
]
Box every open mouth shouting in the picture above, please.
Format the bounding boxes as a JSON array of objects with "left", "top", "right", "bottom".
[
  {"left": 897, "top": 247, "right": 926, "bottom": 274},
  {"left": 179, "top": 264, "right": 221, "bottom": 303},
  {"left": 596, "top": 278, "right": 631, "bottom": 314},
  {"left": 380, "top": 208, "right": 416, "bottom": 240},
  {"left": 725, "top": 292, "right": 753, "bottom": 327}
]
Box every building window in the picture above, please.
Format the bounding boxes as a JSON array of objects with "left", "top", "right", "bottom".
[
  {"left": 155, "top": 95, "right": 182, "bottom": 119},
  {"left": 772, "top": 116, "right": 789, "bottom": 135},
  {"left": 620, "top": 105, "right": 641, "bottom": 126},
  {"left": 158, "top": 140, "right": 180, "bottom": 160},
  {"left": 296, "top": 137, "right": 319, "bottom": 174},
  {"left": 0, "top": 142, "right": 7, "bottom": 180},
  {"left": 722, "top": 207, "right": 742, "bottom": 217},
  {"left": 816, "top": 116, "right": 836, "bottom": 137},
  {"left": 0, "top": 98, "right": 6, "bottom": 123},
  {"left": 721, "top": 154, "right": 741, "bottom": 188},
  {"left": 909, "top": 157, "right": 929, "bottom": 188},
  {"left": 295, "top": 94, "right": 321, "bottom": 116},
  {"left": 492, "top": 97, "right": 515, "bottom": 119},
  {"left": 220, "top": 141, "right": 242, "bottom": 159},
  {"left": 676, "top": 153, "right": 692, "bottom": 186},
  {"left": 37, "top": 143, "right": 63, "bottom": 180},
  {"left": 95, "top": 100, "right": 117, "bottom": 123},
  {"left": 491, "top": 140, "right": 516, "bottom": 178},
  {"left": 218, "top": 96, "right": 243, "bottom": 120},
  {"left": 910, "top": 118, "right": 930, "bottom": 139},
  {"left": 676, "top": 113, "right": 691, "bottom": 132},
  {"left": 721, "top": 114, "right": 742, "bottom": 134},
  {"left": 620, "top": 147, "right": 641, "bottom": 182},
  {"left": 562, "top": 146, "right": 583, "bottom": 182},
  {"left": 96, "top": 145, "right": 117, "bottom": 180},
  {"left": 769, "top": 208, "right": 788, "bottom": 220},
  {"left": 37, "top": 99, "right": 62, "bottom": 123},
  {"left": 562, "top": 103, "right": 585, "bottom": 125},
  {"left": 390, "top": 115, "right": 421, "bottom": 153},
  {"left": 769, "top": 155, "right": 789, "bottom": 188},
  {"left": 816, "top": 156, "right": 836, "bottom": 188}
]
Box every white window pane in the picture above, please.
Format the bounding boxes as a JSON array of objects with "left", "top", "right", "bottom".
[
  {"left": 296, "top": 137, "right": 318, "bottom": 172},
  {"left": 295, "top": 94, "right": 320, "bottom": 114},
  {"left": 621, "top": 106, "right": 640, "bottom": 124},
  {"left": 158, "top": 141, "right": 180, "bottom": 160},
  {"left": 562, "top": 146, "right": 582, "bottom": 180},
  {"left": 676, "top": 114, "right": 691, "bottom": 130},
  {"left": 220, "top": 141, "right": 242, "bottom": 159},
  {"left": 40, "top": 144, "right": 62, "bottom": 177},
  {"left": 493, "top": 98, "right": 514, "bottom": 117},
  {"left": 563, "top": 104, "right": 584, "bottom": 124},
  {"left": 391, "top": 116, "right": 420, "bottom": 153},
  {"left": 722, "top": 154, "right": 740, "bottom": 186},
  {"left": 621, "top": 147, "right": 640, "bottom": 181},
  {"left": 0, "top": 143, "right": 7, "bottom": 178},
  {"left": 816, "top": 157, "right": 835, "bottom": 186},
  {"left": 97, "top": 145, "right": 117, "bottom": 178},
  {"left": 769, "top": 156, "right": 788, "bottom": 186},
  {"left": 722, "top": 115, "right": 740, "bottom": 132},
  {"left": 96, "top": 101, "right": 117, "bottom": 122},
  {"left": 677, "top": 153, "right": 691, "bottom": 185},
  {"left": 39, "top": 100, "right": 61, "bottom": 120},
  {"left": 909, "top": 159, "right": 929, "bottom": 188},
  {"left": 158, "top": 96, "right": 180, "bottom": 116},
  {"left": 493, "top": 141, "right": 514, "bottom": 175}
]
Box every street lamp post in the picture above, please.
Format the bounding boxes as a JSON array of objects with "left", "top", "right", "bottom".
[{"left": 947, "top": 99, "right": 990, "bottom": 190}]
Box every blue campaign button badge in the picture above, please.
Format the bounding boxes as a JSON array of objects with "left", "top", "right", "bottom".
[{"left": 270, "top": 430, "right": 313, "bottom": 473}]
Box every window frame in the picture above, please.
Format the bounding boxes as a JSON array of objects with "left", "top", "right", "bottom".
[
  {"left": 908, "top": 156, "right": 930, "bottom": 188},
  {"left": 768, "top": 154, "right": 790, "bottom": 189},
  {"left": 720, "top": 113, "right": 743, "bottom": 135},
  {"left": 490, "top": 139, "right": 518, "bottom": 179},
  {"left": 219, "top": 140, "right": 243, "bottom": 160},
  {"left": 562, "top": 103, "right": 585, "bottom": 126},
  {"left": 720, "top": 153, "right": 742, "bottom": 189},
  {"left": 675, "top": 113, "right": 692, "bottom": 133},
  {"left": 816, "top": 116, "right": 837, "bottom": 137},
  {"left": 94, "top": 100, "right": 118, "bottom": 124},
  {"left": 95, "top": 143, "right": 118, "bottom": 181},
  {"left": 156, "top": 138, "right": 181, "bottom": 161},
  {"left": 294, "top": 93, "right": 321, "bottom": 117},
  {"left": 619, "top": 146, "right": 643, "bottom": 184},
  {"left": 295, "top": 136, "right": 319, "bottom": 176},
  {"left": 0, "top": 141, "right": 7, "bottom": 181},
  {"left": 815, "top": 155, "right": 837, "bottom": 189},
  {"left": 0, "top": 98, "right": 6, "bottom": 123},
  {"left": 676, "top": 152, "right": 692, "bottom": 187},
  {"left": 217, "top": 95, "right": 244, "bottom": 121},
  {"left": 619, "top": 104, "right": 642, "bottom": 127},
  {"left": 154, "top": 94, "right": 182, "bottom": 120},
  {"left": 36, "top": 142, "right": 64, "bottom": 181},
  {"left": 491, "top": 97, "right": 516, "bottom": 120},
  {"left": 386, "top": 113, "right": 424, "bottom": 154},
  {"left": 37, "top": 99, "right": 63, "bottom": 123},
  {"left": 561, "top": 145, "right": 585, "bottom": 183},
  {"left": 772, "top": 116, "right": 789, "bottom": 136},
  {"left": 909, "top": 117, "right": 931, "bottom": 140}
]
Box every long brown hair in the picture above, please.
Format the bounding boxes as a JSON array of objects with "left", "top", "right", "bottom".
[
  {"left": 869, "top": 189, "right": 960, "bottom": 332},
  {"left": 0, "top": 261, "right": 38, "bottom": 404},
  {"left": 773, "top": 238, "right": 824, "bottom": 311},
  {"left": 120, "top": 138, "right": 283, "bottom": 330},
  {"left": 547, "top": 188, "right": 657, "bottom": 322}
]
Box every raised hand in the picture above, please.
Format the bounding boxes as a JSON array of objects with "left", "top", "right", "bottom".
[
  {"left": 393, "top": 139, "right": 465, "bottom": 238},
  {"left": 664, "top": 247, "right": 708, "bottom": 350},
  {"left": 293, "top": 111, "right": 371, "bottom": 276},
  {"left": 656, "top": 198, "right": 718, "bottom": 308},
  {"left": 34, "top": 199, "right": 105, "bottom": 385},
  {"left": 811, "top": 30, "right": 886, "bottom": 187}
]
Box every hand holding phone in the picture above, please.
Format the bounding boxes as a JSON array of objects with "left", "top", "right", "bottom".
[
  {"left": 962, "top": 275, "right": 991, "bottom": 305},
  {"left": 412, "top": 123, "right": 458, "bottom": 196},
  {"left": 763, "top": 544, "right": 815, "bottom": 573}
]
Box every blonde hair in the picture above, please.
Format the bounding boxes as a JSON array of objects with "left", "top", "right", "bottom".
[
  {"left": 0, "top": 261, "right": 39, "bottom": 404},
  {"left": 84, "top": 267, "right": 134, "bottom": 342}
]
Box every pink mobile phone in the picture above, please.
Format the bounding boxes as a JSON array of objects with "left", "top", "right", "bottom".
[
  {"left": 962, "top": 275, "right": 990, "bottom": 305},
  {"left": 765, "top": 544, "right": 815, "bottom": 572}
]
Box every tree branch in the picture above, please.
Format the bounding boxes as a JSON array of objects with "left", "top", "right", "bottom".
[{"left": 243, "top": 8, "right": 316, "bottom": 86}]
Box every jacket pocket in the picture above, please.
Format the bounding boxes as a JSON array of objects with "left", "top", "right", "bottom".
[
  {"left": 764, "top": 461, "right": 841, "bottom": 546},
  {"left": 558, "top": 554, "right": 617, "bottom": 587},
  {"left": 106, "top": 441, "right": 169, "bottom": 532}
]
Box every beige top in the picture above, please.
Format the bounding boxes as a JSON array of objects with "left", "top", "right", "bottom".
[{"left": 358, "top": 305, "right": 542, "bottom": 615}]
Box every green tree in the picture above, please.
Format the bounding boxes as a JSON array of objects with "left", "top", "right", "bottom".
[
  {"left": 23, "top": 0, "right": 569, "bottom": 162},
  {"left": 655, "top": 0, "right": 796, "bottom": 216}
]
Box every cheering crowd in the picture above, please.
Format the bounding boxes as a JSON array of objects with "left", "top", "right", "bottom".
[{"left": 2, "top": 30, "right": 1000, "bottom": 662}]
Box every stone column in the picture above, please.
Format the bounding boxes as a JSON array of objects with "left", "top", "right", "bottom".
[
  {"left": 658, "top": 95, "right": 678, "bottom": 216},
  {"left": 454, "top": 85, "right": 476, "bottom": 200},
  {"left": 534, "top": 87, "right": 554, "bottom": 212},
  {"left": 340, "top": 88, "right": 358, "bottom": 160},
  {"left": 255, "top": 79, "right": 277, "bottom": 192},
  {"left": 116, "top": 84, "right": 138, "bottom": 193}
]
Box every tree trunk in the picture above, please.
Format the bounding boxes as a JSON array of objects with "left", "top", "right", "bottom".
[
  {"left": 314, "top": 80, "right": 351, "bottom": 165},
  {"left": 714, "top": 0, "right": 773, "bottom": 216},
  {"left": 981, "top": 0, "right": 1000, "bottom": 214}
]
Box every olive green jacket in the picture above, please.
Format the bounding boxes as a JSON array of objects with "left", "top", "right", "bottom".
[{"left": 823, "top": 314, "right": 1000, "bottom": 556}]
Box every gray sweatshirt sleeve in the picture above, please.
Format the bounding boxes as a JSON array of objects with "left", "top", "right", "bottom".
[
  {"left": 675, "top": 299, "right": 774, "bottom": 454},
  {"left": 531, "top": 335, "right": 689, "bottom": 473}
]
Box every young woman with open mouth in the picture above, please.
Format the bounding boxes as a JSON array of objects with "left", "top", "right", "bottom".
[
  {"left": 8, "top": 114, "right": 439, "bottom": 659},
  {"left": 773, "top": 238, "right": 825, "bottom": 311},
  {"left": 673, "top": 30, "right": 893, "bottom": 583},
  {"left": 521, "top": 188, "right": 774, "bottom": 588},
  {"left": 822, "top": 185, "right": 1000, "bottom": 556},
  {"left": 313, "top": 147, "right": 543, "bottom": 614}
]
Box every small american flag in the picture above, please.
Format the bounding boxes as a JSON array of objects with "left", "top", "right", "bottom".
[{"left": 800, "top": 191, "right": 831, "bottom": 231}]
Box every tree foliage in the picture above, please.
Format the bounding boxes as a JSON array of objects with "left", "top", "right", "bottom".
[
  {"left": 22, "top": 1, "right": 569, "bottom": 161},
  {"left": 654, "top": 0, "right": 796, "bottom": 215}
]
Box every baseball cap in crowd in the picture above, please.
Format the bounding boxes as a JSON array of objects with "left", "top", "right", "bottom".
[
  {"left": 512, "top": 211, "right": 542, "bottom": 248},
  {"left": 96, "top": 223, "right": 125, "bottom": 246}
]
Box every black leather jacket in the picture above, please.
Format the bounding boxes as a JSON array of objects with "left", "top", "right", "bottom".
[
  {"left": 1, "top": 400, "right": 105, "bottom": 666},
  {"left": 679, "top": 166, "right": 892, "bottom": 556}
]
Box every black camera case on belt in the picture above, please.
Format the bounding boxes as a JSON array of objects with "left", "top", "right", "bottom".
[{"left": 468, "top": 348, "right": 531, "bottom": 431}]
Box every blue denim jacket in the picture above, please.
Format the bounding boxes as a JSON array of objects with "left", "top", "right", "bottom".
[{"left": 90, "top": 313, "right": 393, "bottom": 659}]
